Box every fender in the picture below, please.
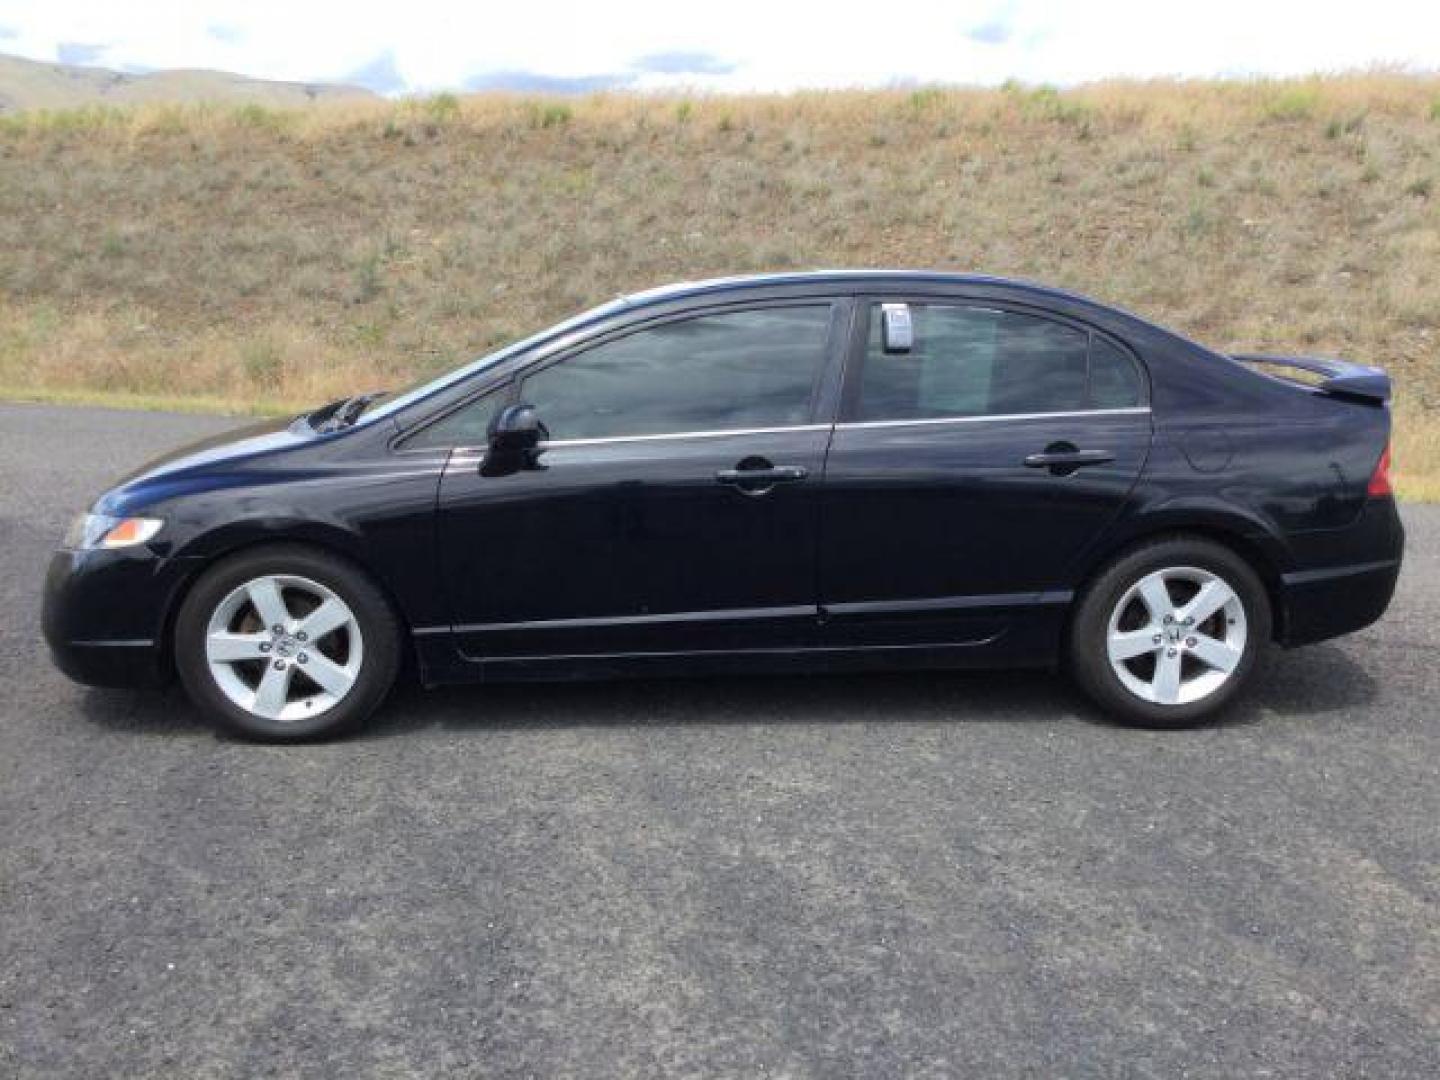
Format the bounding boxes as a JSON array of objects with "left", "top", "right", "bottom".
[
  {"left": 155, "top": 509, "right": 439, "bottom": 657},
  {"left": 172, "top": 514, "right": 373, "bottom": 564},
  {"left": 1073, "top": 493, "right": 1293, "bottom": 599}
]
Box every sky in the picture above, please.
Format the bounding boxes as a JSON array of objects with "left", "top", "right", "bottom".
[{"left": 0, "top": 0, "right": 1437, "bottom": 95}]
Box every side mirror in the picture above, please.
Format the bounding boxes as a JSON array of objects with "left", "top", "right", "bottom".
[
  {"left": 880, "top": 303, "right": 914, "bottom": 354},
  {"left": 487, "top": 403, "right": 544, "bottom": 453}
]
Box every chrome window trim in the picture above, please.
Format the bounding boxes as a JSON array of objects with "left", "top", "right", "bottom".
[
  {"left": 835, "top": 406, "right": 1151, "bottom": 432},
  {"left": 535, "top": 423, "right": 833, "bottom": 450},
  {"left": 446, "top": 408, "right": 1150, "bottom": 457}
]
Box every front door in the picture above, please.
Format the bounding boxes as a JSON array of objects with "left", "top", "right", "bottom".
[
  {"left": 433, "top": 302, "right": 845, "bottom": 661},
  {"left": 819, "top": 299, "right": 1152, "bottom": 649}
]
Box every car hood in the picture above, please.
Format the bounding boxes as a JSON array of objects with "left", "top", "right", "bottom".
[{"left": 95, "top": 415, "right": 313, "bottom": 513}]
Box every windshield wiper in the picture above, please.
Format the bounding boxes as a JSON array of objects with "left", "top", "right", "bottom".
[
  {"left": 301, "top": 396, "right": 347, "bottom": 427},
  {"left": 312, "top": 391, "right": 387, "bottom": 433}
]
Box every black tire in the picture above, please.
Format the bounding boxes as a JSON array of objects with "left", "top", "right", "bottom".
[
  {"left": 1068, "top": 536, "right": 1272, "bottom": 728},
  {"left": 174, "top": 544, "right": 401, "bottom": 741}
]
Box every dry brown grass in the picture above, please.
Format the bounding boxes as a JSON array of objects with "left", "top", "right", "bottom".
[
  {"left": 0, "top": 74, "right": 1437, "bottom": 492},
  {"left": 1394, "top": 401, "right": 1440, "bottom": 500}
]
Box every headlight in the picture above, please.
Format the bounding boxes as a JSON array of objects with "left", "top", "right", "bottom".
[{"left": 64, "top": 513, "right": 164, "bottom": 550}]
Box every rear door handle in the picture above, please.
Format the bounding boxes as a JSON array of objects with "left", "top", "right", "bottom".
[
  {"left": 1023, "top": 450, "right": 1113, "bottom": 468},
  {"left": 1023, "top": 447, "right": 1114, "bottom": 475},
  {"left": 716, "top": 463, "right": 809, "bottom": 495},
  {"left": 716, "top": 465, "right": 809, "bottom": 484}
]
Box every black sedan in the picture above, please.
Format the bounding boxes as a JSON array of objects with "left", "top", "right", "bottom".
[{"left": 43, "top": 272, "right": 1403, "bottom": 740}]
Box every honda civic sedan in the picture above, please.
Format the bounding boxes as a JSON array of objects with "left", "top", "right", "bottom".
[{"left": 43, "top": 272, "right": 1403, "bottom": 740}]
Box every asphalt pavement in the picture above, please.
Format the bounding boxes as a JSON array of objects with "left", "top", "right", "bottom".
[{"left": 1, "top": 402, "right": 1436, "bottom": 1078}]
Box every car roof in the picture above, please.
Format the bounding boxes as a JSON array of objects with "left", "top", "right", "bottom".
[
  {"left": 617, "top": 270, "right": 1098, "bottom": 310},
  {"left": 613, "top": 270, "right": 1209, "bottom": 360}
]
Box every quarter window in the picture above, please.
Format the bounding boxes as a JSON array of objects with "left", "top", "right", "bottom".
[
  {"left": 1088, "top": 334, "right": 1144, "bottom": 409},
  {"left": 521, "top": 306, "right": 832, "bottom": 441},
  {"left": 855, "top": 304, "right": 1140, "bottom": 421},
  {"left": 404, "top": 385, "right": 506, "bottom": 449}
]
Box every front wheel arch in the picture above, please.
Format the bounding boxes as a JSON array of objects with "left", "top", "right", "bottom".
[
  {"left": 171, "top": 541, "right": 405, "bottom": 740},
  {"left": 160, "top": 533, "right": 417, "bottom": 687}
]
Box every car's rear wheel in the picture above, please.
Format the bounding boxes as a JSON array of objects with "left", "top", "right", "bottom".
[
  {"left": 174, "top": 545, "right": 400, "bottom": 741},
  {"left": 1068, "top": 537, "right": 1271, "bottom": 727}
]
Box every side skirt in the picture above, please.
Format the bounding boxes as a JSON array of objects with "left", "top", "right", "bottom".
[{"left": 410, "top": 610, "right": 1065, "bottom": 687}]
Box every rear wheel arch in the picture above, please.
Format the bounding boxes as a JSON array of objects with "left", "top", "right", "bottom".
[
  {"left": 1065, "top": 533, "right": 1274, "bottom": 726},
  {"left": 1072, "top": 522, "right": 1286, "bottom": 643}
]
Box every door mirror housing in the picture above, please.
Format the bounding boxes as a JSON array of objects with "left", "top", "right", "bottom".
[
  {"left": 880, "top": 303, "right": 914, "bottom": 354},
  {"left": 487, "top": 403, "right": 544, "bottom": 453}
]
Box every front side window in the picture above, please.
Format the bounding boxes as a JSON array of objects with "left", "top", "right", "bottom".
[
  {"left": 520, "top": 306, "right": 832, "bottom": 441},
  {"left": 855, "top": 304, "right": 1140, "bottom": 422}
]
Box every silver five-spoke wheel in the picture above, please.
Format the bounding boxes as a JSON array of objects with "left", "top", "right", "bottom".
[
  {"left": 1105, "top": 565, "right": 1247, "bottom": 706},
  {"left": 204, "top": 574, "right": 364, "bottom": 722}
]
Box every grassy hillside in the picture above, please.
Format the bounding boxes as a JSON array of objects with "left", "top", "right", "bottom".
[
  {"left": 0, "top": 75, "right": 1436, "bottom": 492},
  {"left": 0, "top": 53, "right": 372, "bottom": 112}
]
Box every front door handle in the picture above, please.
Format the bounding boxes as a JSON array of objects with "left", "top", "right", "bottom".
[
  {"left": 1024, "top": 443, "right": 1114, "bottom": 476},
  {"left": 716, "top": 460, "right": 809, "bottom": 496}
]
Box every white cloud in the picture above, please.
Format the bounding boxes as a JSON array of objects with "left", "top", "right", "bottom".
[{"left": 1, "top": 0, "right": 1437, "bottom": 93}]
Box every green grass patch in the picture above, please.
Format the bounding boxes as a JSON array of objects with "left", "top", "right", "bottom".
[{"left": 1265, "top": 86, "right": 1320, "bottom": 121}]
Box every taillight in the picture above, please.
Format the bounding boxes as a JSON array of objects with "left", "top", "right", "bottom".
[{"left": 1367, "top": 443, "right": 1393, "bottom": 497}]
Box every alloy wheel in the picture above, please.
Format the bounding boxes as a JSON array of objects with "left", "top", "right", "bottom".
[
  {"left": 1105, "top": 565, "right": 1247, "bottom": 706},
  {"left": 203, "top": 574, "right": 364, "bottom": 722}
]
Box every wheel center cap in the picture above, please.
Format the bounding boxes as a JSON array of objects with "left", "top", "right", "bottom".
[{"left": 273, "top": 633, "right": 301, "bottom": 657}]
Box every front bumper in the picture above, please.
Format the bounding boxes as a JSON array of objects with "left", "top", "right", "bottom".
[{"left": 42, "top": 546, "right": 203, "bottom": 688}]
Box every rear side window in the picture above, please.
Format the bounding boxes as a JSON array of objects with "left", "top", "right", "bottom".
[
  {"left": 855, "top": 304, "right": 1141, "bottom": 421},
  {"left": 521, "top": 306, "right": 832, "bottom": 441}
]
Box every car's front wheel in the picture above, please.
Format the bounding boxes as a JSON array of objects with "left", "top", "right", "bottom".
[
  {"left": 1068, "top": 536, "right": 1271, "bottom": 727},
  {"left": 174, "top": 545, "right": 400, "bottom": 741}
]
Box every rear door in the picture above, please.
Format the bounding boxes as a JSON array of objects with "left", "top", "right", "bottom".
[{"left": 818, "top": 299, "right": 1152, "bottom": 648}]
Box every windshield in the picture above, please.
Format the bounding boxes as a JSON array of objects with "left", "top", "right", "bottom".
[{"left": 356, "top": 296, "right": 632, "bottom": 427}]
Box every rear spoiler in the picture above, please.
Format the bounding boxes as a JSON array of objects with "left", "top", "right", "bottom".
[{"left": 1231, "top": 354, "right": 1391, "bottom": 404}]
